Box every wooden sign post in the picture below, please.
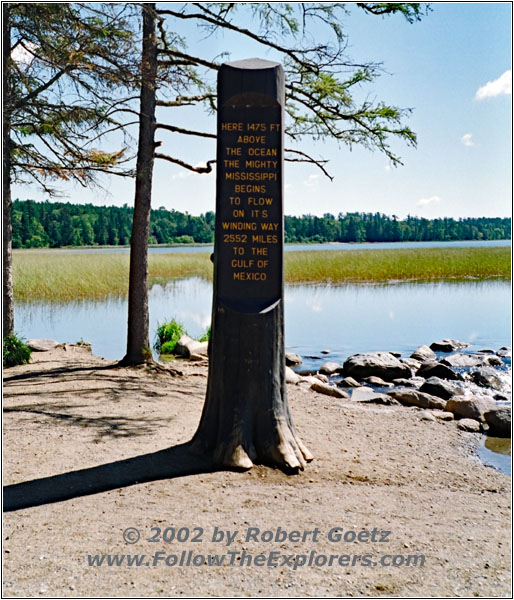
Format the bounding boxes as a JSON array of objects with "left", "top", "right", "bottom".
[{"left": 192, "top": 59, "right": 312, "bottom": 472}]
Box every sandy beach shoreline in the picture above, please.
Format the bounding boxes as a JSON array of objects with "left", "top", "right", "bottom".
[{"left": 3, "top": 346, "right": 511, "bottom": 597}]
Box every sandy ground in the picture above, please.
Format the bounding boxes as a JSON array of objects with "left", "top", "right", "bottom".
[{"left": 2, "top": 346, "right": 511, "bottom": 598}]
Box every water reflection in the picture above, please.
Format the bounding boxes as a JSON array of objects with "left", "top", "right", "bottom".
[
  {"left": 478, "top": 437, "right": 511, "bottom": 475},
  {"left": 16, "top": 278, "right": 510, "bottom": 364}
]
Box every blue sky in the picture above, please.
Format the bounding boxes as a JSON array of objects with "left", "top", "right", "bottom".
[{"left": 13, "top": 2, "right": 512, "bottom": 219}]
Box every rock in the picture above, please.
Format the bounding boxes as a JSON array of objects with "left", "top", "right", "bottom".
[
  {"left": 299, "top": 376, "right": 320, "bottom": 386},
  {"left": 496, "top": 347, "right": 511, "bottom": 358},
  {"left": 482, "top": 355, "right": 503, "bottom": 367},
  {"left": 337, "top": 377, "right": 361, "bottom": 388},
  {"left": 494, "top": 393, "right": 510, "bottom": 402},
  {"left": 350, "top": 388, "right": 399, "bottom": 405},
  {"left": 321, "top": 349, "right": 331, "bottom": 354},
  {"left": 471, "top": 367, "right": 503, "bottom": 390},
  {"left": 457, "top": 418, "right": 481, "bottom": 432},
  {"left": 174, "top": 335, "right": 208, "bottom": 359},
  {"left": 314, "top": 373, "right": 329, "bottom": 383},
  {"left": 484, "top": 407, "right": 511, "bottom": 438},
  {"left": 319, "top": 361, "right": 342, "bottom": 375},
  {"left": 431, "top": 409, "right": 454, "bottom": 421},
  {"left": 387, "top": 388, "right": 447, "bottom": 410},
  {"left": 419, "top": 377, "right": 464, "bottom": 400},
  {"left": 400, "top": 358, "right": 422, "bottom": 371},
  {"left": 416, "top": 361, "right": 462, "bottom": 381},
  {"left": 285, "top": 366, "right": 301, "bottom": 384},
  {"left": 389, "top": 351, "right": 402, "bottom": 358},
  {"left": 26, "top": 338, "right": 60, "bottom": 352},
  {"left": 310, "top": 381, "right": 349, "bottom": 399},
  {"left": 441, "top": 354, "right": 483, "bottom": 368},
  {"left": 419, "top": 410, "right": 436, "bottom": 422},
  {"left": 392, "top": 378, "right": 418, "bottom": 388},
  {"left": 285, "top": 353, "right": 302, "bottom": 366},
  {"left": 445, "top": 395, "right": 497, "bottom": 421},
  {"left": 342, "top": 352, "right": 411, "bottom": 382},
  {"left": 361, "top": 376, "right": 393, "bottom": 388},
  {"left": 479, "top": 349, "right": 495, "bottom": 354},
  {"left": 410, "top": 345, "right": 436, "bottom": 362},
  {"left": 430, "top": 339, "right": 469, "bottom": 352}
]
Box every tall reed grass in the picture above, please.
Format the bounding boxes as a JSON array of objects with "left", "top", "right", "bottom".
[
  {"left": 13, "top": 246, "right": 510, "bottom": 303},
  {"left": 284, "top": 247, "right": 511, "bottom": 284}
]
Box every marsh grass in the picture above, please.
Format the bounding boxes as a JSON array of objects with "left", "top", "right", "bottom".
[
  {"left": 284, "top": 247, "right": 511, "bottom": 284},
  {"left": 13, "top": 246, "right": 510, "bottom": 303}
]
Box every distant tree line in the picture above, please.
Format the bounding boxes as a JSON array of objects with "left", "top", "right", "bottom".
[{"left": 12, "top": 199, "right": 511, "bottom": 249}]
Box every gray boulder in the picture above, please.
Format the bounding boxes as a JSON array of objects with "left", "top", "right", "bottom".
[
  {"left": 419, "top": 377, "right": 464, "bottom": 401},
  {"left": 430, "top": 339, "right": 469, "bottom": 352},
  {"left": 496, "top": 347, "right": 511, "bottom": 358},
  {"left": 400, "top": 358, "right": 422, "bottom": 371},
  {"left": 441, "top": 353, "right": 483, "bottom": 368},
  {"left": 361, "top": 376, "right": 393, "bottom": 388},
  {"left": 26, "top": 338, "right": 60, "bottom": 352},
  {"left": 431, "top": 409, "right": 454, "bottom": 421},
  {"left": 174, "top": 335, "right": 208, "bottom": 360},
  {"left": 457, "top": 418, "right": 481, "bottom": 433},
  {"left": 392, "top": 378, "right": 419, "bottom": 388},
  {"left": 285, "top": 366, "right": 301, "bottom": 384},
  {"left": 342, "top": 352, "right": 411, "bottom": 382},
  {"left": 337, "top": 377, "right": 361, "bottom": 388},
  {"left": 285, "top": 353, "right": 302, "bottom": 366},
  {"left": 319, "top": 361, "right": 342, "bottom": 375},
  {"left": 445, "top": 395, "right": 497, "bottom": 421},
  {"left": 410, "top": 345, "right": 436, "bottom": 362},
  {"left": 387, "top": 388, "right": 447, "bottom": 410},
  {"left": 482, "top": 355, "right": 503, "bottom": 367},
  {"left": 351, "top": 387, "right": 399, "bottom": 405},
  {"left": 484, "top": 407, "right": 511, "bottom": 438},
  {"left": 419, "top": 410, "right": 437, "bottom": 422},
  {"left": 310, "top": 381, "right": 349, "bottom": 399},
  {"left": 471, "top": 367, "right": 503, "bottom": 390},
  {"left": 416, "top": 361, "right": 462, "bottom": 381}
]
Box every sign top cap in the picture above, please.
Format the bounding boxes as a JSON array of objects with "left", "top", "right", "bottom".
[{"left": 224, "top": 58, "right": 281, "bottom": 70}]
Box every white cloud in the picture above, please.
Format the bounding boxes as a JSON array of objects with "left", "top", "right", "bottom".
[
  {"left": 303, "top": 174, "right": 320, "bottom": 188},
  {"left": 384, "top": 165, "right": 392, "bottom": 172},
  {"left": 475, "top": 70, "right": 511, "bottom": 100},
  {"left": 461, "top": 133, "right": 474, "bottom": 147},
  {"left": 416, "top": 195, "right": 442, "bottom": 207}
]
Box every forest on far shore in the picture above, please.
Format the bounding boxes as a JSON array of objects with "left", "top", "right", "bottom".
[{"left": 12, "top": 199, "right": 511, "bottom": 249}]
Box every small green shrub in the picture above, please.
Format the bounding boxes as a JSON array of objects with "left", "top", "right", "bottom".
[
  {"left": 154, "top": 319, "right": 186, "bottom": 354},
  {"left": 198, "top": 326, "right": 211, "bottom": 342},
  {"left": 3, "top": 334, "right": 32, "bottom": 367}
]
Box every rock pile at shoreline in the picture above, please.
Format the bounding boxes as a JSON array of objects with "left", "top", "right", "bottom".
[{"left": 288, "top": 340, "right": 512, "bottom": 439}]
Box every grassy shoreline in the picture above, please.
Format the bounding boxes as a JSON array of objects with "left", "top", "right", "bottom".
[{"left": 13, "top": 246, "right": 511, "bottom": 303}]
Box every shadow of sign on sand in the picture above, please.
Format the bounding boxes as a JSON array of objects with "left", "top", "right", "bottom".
[{"left": 3, "top": 443, "right": 215, "bottom": 512}]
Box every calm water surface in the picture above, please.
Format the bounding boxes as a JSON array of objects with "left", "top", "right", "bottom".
[{"left": 16, "top": 278, "right": 510, "bottom": 364}]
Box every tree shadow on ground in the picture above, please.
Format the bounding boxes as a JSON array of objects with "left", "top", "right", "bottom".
[
  {"left": 3, "top": 443, "right": 215, "bottom": 512},
  {"left": 3, "top": 403, "right": 172, "bottom": 440}
]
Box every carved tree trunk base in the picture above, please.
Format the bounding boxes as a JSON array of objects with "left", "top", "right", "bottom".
[{"left": 191, "top": 301, "right": 313, "bottom": 473}]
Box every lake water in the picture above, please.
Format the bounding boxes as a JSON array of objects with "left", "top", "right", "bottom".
[{"left": 16, "top": 278, "right": 510, "bottom": 365}]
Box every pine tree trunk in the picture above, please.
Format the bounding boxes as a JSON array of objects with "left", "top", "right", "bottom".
[
  {"left": 191, "top": 60, "right": 312, "bottom": 472},
  {"left": 123, "top": 4, "right": 157, "bottom": 364},
  {"left": 3, "top": 4, "right": 14, "bottom": 337}
]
